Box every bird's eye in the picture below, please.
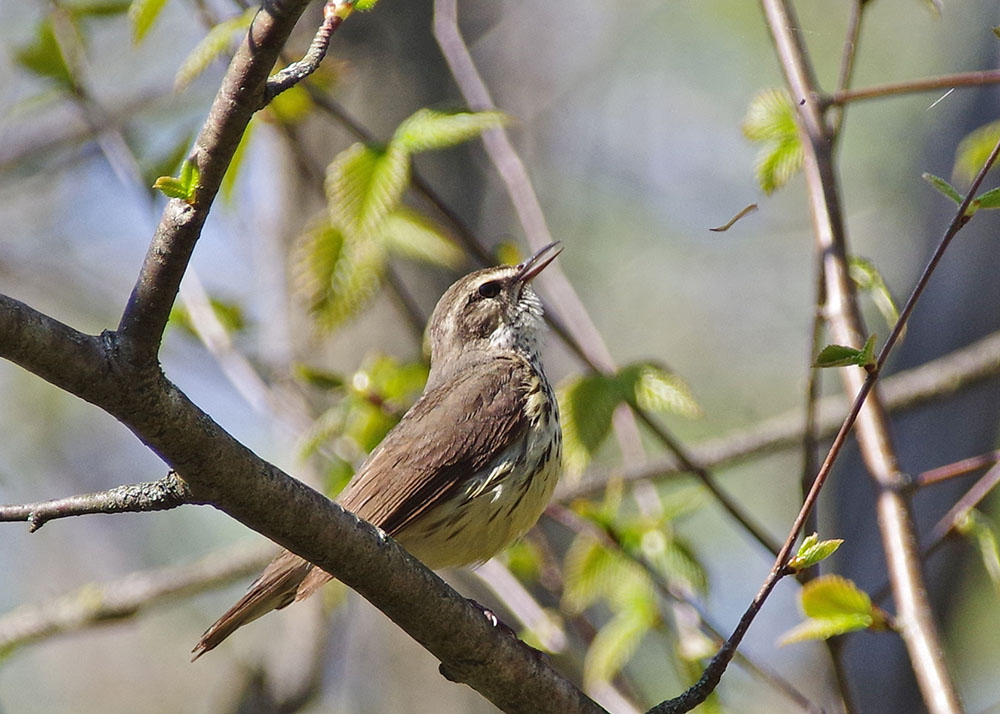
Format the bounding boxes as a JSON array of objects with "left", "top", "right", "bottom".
[{"left": 478, "top": 280, "right": 502, "bottom": 298}]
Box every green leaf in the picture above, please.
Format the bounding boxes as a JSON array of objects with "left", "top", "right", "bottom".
[
  {"left": 381, "top": 208, "right": 465, "bottom": 269},
  {"left": 265, "top": 84, "right": 314, "bottom": 124},
  {"left": 801, "top": 575, "right": 872, "bottom": 619},
  {"left": 327, "top": 143, "right": 410, "bottom": 237},
  {"left": 639, "top": 527, "right": 708, "bottom": 593},
  {"left": 787, "top": 532, "right": 843, "bottom": 571},
  {"left": 780, "top": 613, "right": 874, "bottom": 645},
  {"left": 955, "top": 510, "right": 1000, "bottom": 593},
  {"left": 168, "top": 296, "right": 245, "bottom": 337},
  {"left": 15, "top": 17, "right": 74, "bottom": 89},
  {"left": 392, "top": 108, "right": 508, "bottom": 154},
  {"left": 585, "top": 607, "right": 655, "bottom": 688},
  {"left": 922, "top": 172, "right": 962, "bottom": 204},
  {"left": 127, "top": 0, "right": 169, "bottom": 44},
  {"left": 742, "top": 88, "right": 803, "bottom": 194},
  {"left": 293, "top": 364, "right": 346, "bottom": 390},
  {"left": 221, "top": 119, "right": 255, "bottom": 202},
  {"left": 562, "top": 534, "right": 624, "bottom": 613},
  {"left": 974, "top": 186, "right": 1000, "bottom": 210},
  {"left": 140, "top": 131, "right": 195, "bottom": 192},
  {"left": 617, "top": 362, "right": 701, "bottom": 418},
  {"left": 779, "top": 575, "right": 881, "bottom": 644},
  {"left": 174, "top": 9, "right": 255, "bottom": 90},
  {"left": 557, "top": 374, "right": 622, "bottom": 477},
  {"left": 953, "top": 120, "right": 1000, "bottom": 183},
  {"left": 850, "top": 256, "right": 901, "bottom": 336},
  {"left": 153, "top": 159, "right": 199, "bottom": 203},
  {"left": 355, "top": 0, "right": 380, "bottom": 9},
  {"left": 813, "top": 335, "right": 877, "bottom": 370},
  {"left": 67, "top": 1, "right": 132, "bottom": 18}
]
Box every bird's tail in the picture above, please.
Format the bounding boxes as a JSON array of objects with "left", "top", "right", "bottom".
[{"left": 191, "top": 550, "right": 314, "bottom": 660}]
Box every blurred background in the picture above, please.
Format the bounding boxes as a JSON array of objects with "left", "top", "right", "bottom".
[{"left": 1, "top": 1, "right": 999, "bottom": 712}]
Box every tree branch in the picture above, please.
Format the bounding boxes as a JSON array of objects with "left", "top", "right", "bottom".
[
  {"left": 827, "top": 68, "right": 1000, "bottom": 106},
  {"left": 562, "top": 327, "right": 1000, "bottom": 501},
  {"left": 116, "top": 0, "right": 313, "bottom": 367},
  {"left": 760, "top": 1, "right": 974, "bottom": 712},
  {"left": 0, "top": 543, "right": 271, "bottom": 655},
  {"left": 0, "top": 472, "right": 192, "bottom": 532},
  {"left": 0, "top": 293, "right": 602, "bottom": 714}
]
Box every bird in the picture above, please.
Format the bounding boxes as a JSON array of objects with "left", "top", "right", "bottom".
[{"left": 192, "top": 242, "right": 564, "bottom": 659}]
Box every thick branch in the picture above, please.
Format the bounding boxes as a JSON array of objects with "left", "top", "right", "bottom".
[
  {"left": 0, "top": 472, "right": 192, "bottom": 532},
  {"left": 117, "top": 1, "right": 312, "bottom": 366},
  {"left": 0, "top": 295, "right": 602, "bottom": 714}
]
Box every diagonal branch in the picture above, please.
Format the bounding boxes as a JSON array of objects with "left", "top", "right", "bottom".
[
  {"left": 116, "top": 0, "right": 316, "bottom": 367},
  {"left": 0, "top": 294, "right": 603, "bottom": 714},
  {"left": 0, "top": 472, "right": 192, "bottom": 532}
]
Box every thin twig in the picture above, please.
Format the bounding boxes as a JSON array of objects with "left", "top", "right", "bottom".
[
  {"left": 918, "top": 450, "right": 1000, "bottom": 488},
  {"left": 0, "top": 472, "right": 193, "bottom": 532},
  {"left": 827, "top": 69, "right": 1000, "bottom": 107},
  {"left": 0, "top": 542, "right": 271, "bottom": 654},
  {"left": 117, "top": 0, "right": 316, "bottom": 366},
  {"left": 560, "top": 327, "right": 1000, "bottom": 501},
  {"left": 928, "top": 463, "right": 1000, "bottom": 544},
  {"left": 760, "top": 1, "right": 986, "bottom": 712},
  {"left": 264, "top": 1, "right": 353, "bottom": 103},
  {"left": 546, "top": 506, "right": 823, "bottom": 714}
]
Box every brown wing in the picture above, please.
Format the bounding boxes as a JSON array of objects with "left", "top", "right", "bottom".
[{"left": 337, "top": 352, "right": 532, "bottom": 536}]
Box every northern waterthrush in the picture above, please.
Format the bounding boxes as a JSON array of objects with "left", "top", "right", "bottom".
[{"left": 193, "top": 243, "right": 563, "bottom": 658}]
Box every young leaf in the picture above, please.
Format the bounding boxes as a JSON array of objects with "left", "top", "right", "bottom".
[
  {"left": 813, "top": 335, "right": 876, "bottom": 370},
  {"left": 174, "top": 9, "right": 255, "bottom": 90},
  {"left": 955, "top": 510, "right": 1000, "bottom": 592},
  {"left": 562, "top": 534, "right": 624, "bottom": 613},
  {"left": 127, "top": 0, "right": 169, "bottom": 44},
  {"left": 381, "top": 208, "right": 465, "bottom": 269},
  {"left": 779, "top": 575, "right": 882, "bottom": 645},
  {"left": 780, "top": 613, "right": 875, "bottom": 645},
  {"left": 801, "top": 575, "right": 873, "bottom": 620},
  {"left": 168, "top": 296, "right": 245, "bottom": 337},
  {"left": 953, "top": 120, "right": 1000, "bottom": 183},
  {"left": 742, "top": 88, "right": 803, "bottom": 194},
  {"left": 584, "top": 606, "right": 655, "bottom": 689},
  {"left": 15, "top": 17, "right": 74, "bottom": 89},
  {"left": 221, "top": 119, "right": 256, "bottom": 202},
  {"left": 922, "top": 172, "right": 963, "bottom": 204},
  {"left": 326, "top": 143, "right": 409, "bottom": 237},
  {"left": 557, "top": 374, "right": 622, "bottom": 476},
  {"left": 153, "top": 159, "right": 199, "bottom": 203},
  {"left": 617, "top": 363, "right": 701, "bottom": 418},
  {"left": 973, "top": 186, "right": 1000, "bottom": 210},
  {"left": 850, "top": 256, "right": 901, "bottom": 336},
  {"left": 787, "top": 532, "right": 843, "bottom": 571},
  {"left": 392, "top": 109, "right": 508, "bottom": 154}
]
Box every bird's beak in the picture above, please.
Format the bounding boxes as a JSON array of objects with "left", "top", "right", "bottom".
[{"left": 514, "top": 242, "right": 563, "bottom": 284}]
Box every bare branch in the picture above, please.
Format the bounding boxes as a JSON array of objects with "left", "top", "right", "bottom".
[
  {"left": 918, "top": 450, "right": 1000, "bottom": 489},
  {"left": 929, "top": 462, "right": 1000, "bottom": 544},
  {"left": 0, "top": 472, "right": 192, "bottom": 532},
  {"left": 0, "top": 543, "right": 271, "bottom": 654},
  {"left": 828, "top": 69, "right": 1000, "bottom": 107}
]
